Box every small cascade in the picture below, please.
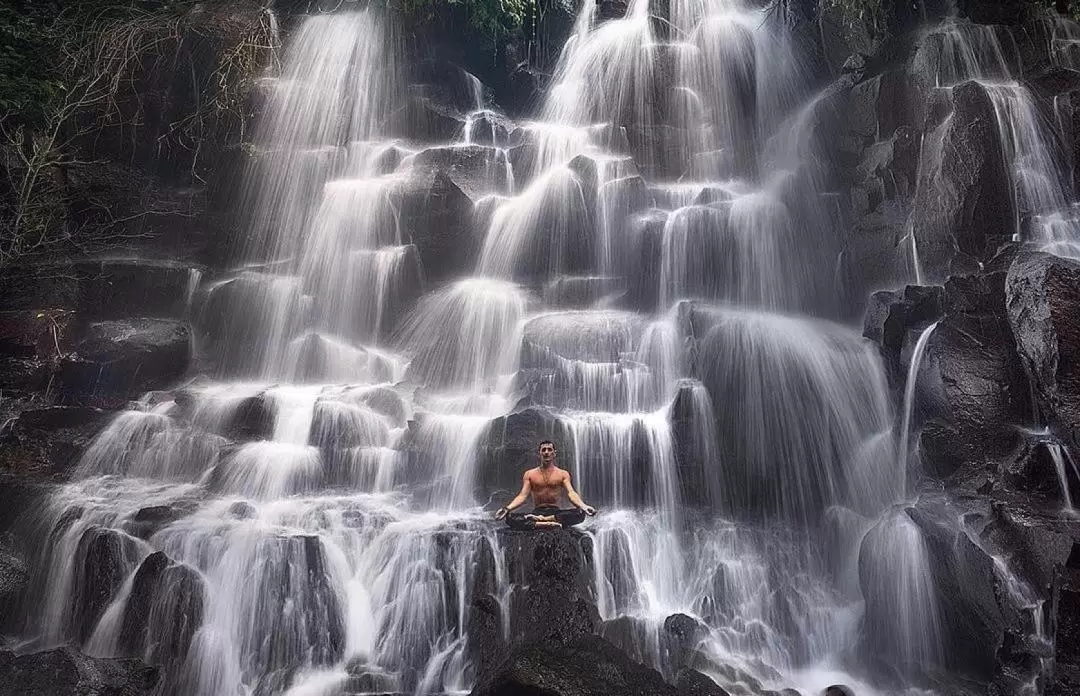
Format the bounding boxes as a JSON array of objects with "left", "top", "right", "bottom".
[
  {"left": 924, "top": 20, "right": 1080, "bottom": 257},
  {"left": 897, "top": 321, "right": 939, "bottom": 478}
]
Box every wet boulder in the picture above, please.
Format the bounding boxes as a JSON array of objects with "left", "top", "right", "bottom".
[
  {"left": 0, "top": 647, "right": 157, "bottom": 696},
  {"left": 919, "top": 258, "right": 1033, "bottom": 477},
  {"left": 0, "top": 259, "right": 201, "bottom": 320},
  {"left": 468, "top": 529, "right": 599, "bottom": 677},
  {"left": 1051, "top": 567, "right": 1080, "bottom": 694},
  {"left": 1005, "top": 251, "right": 1080, "bottom": 447},
  {"left": 73, "top": 259, "right": 202, "bottom": 320},
  {"left": 70, "top": 527, "right": 145, "bottom": 644},
  {"left": 477, "top": 407, "right": 573, "bottom": 495},
  {"left": 0, "top": 407, "right": 114, "bottom": 480},
  {"left": 413, "top": 60, "right": 487, "bottom": 115},
  {"left": 502, "top": 528, "right": 599, "bottom": 646},
  {"left": 470, "top": 634, "right": 677, "bottom": 696},
  {"left": 543, "top": 276, "right": 626, "bottom": 308},
  {"left": 392, "top": 169, "right": 476, "bottom": 282},
  {"left": 904, "top": 497, "right": 1005, "bottom": 680},
  {"left": 125, "top": 501, "right": 199, "bottom": 540},
  {"left": 863, "top": 285, "right": 944, "bottom": 373},
  {"left": 60, "top": 319, "right": 192, "bottom": 397},
  {"left": 0, "top": 533, "right": 28, "bottom": 629},
  {"left": 411, "top": 145, "right": 513, "bottom": 201},
  {"left": 823, "top": 687, "right": 855, "bottom": 696},
  {"left": 222, "top": 392, "right": 275, "bottom": 441},
  {"left": 910, "top": 81, "right": 1014, "bottom": 282},
  {"left": 240, "top": 534, "right": 345, "bottom": 675},
  {"left": 676, "top": 668, "right": 731, "bottom": 696},
  {"left": 118, "top": 551, "right": 205, "bottom": 667},
  {"left": 464, "top": 110, "right": 516, "bottom": 148}
]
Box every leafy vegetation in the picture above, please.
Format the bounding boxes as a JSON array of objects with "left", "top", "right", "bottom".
[
  {"left": 0, "top": 0, "right": 275, "bottom": 266},
  {"left": 395, "top": 0, "right": 537, "bottom": 39}
]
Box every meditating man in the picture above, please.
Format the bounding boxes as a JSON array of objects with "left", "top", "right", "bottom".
[{"left": 494, "top": 440, "right": 597, "bottom": 529}]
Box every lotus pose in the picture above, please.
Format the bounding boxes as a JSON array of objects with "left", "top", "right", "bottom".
[{"left": 494, "top": 440, "right": 597, "bottom": 529}]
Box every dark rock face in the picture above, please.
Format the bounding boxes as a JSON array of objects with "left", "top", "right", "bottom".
[
  {"left": 919, "top": 259, "right": 1033, "bottom": 477},
  {"left": 0, "top": 647, "right": 158, "bottom": 696},
  {"left": 70, "top": 527, "right": 145, "bottom": 644},
  {"left": 910, "top": 81, "right": 1013, "bottom": 282},
  {"left": 60, "top": 319, "right": 192, "bottom": 397},
  {"left": 905, "top": 503, "right": 1004, "bottom": 679},
  {"left": 118, "top": 551, "right": 205, "bottom": 669},
  {"left": 1006, "top": 251, "right": 1080, "bottom": 446},
  {"left": 0, "top": 407, "right": 113, "bottom": 480},
  {"left": 124, "top": 502, "right": 198, "bottom": 540},
  {"left": 412, "top": 145, "right": 513, "bottom": 201},
  {"left": 0, "top": 534, "right": 29, "bottom": 631},
  {"left": 242, "top": 535, "right": 345, "bottom": 678},
  {"left": 0, "top": 310, "right": 77, "bottom": 395},
  {"left": 823, "top": 686, "right": 856, "bottom": 696},
  {"left": 862, "top": 285, "right": 945, "bottom": 386},
  {"left": 675, "top": 668, "right": 731, "bottom": 696},
  {"left": 477, "top": 407, "right": 574, "bottom": 496},
  {"left": 0, "top": 259, "right": 201, "bottom": 319},
  {"left": 393, "top": 170, "right": 476, "bottom": 282},
  {"left": 1052, "top": 568, "right": 1080, "bottom": 695},
  {"left": 468, "top": 530, "right": 599, "bottom": 681},
  {"left": 469, "top": 634, "right": 678, "bottom": 696}
]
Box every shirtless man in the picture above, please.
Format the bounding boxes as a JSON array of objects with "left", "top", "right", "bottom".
[{"left": 494, "top": 440, "right": 597, "bottom": 529}]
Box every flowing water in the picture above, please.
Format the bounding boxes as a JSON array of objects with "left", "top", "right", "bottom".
[
  {"left": 14, "top": 2, "right": 974, "bottom": 695},
  {"left": 920, "top": 20, "right": 1080, "bottom": 258}
]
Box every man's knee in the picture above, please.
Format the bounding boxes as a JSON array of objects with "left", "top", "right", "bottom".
[{"left": 557, "top": 509, "right": 586, "bottom": 527}]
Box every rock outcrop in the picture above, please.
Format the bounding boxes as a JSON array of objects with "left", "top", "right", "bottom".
[{"left": 0, "top": 647, "right": 157, "bottom": 696}]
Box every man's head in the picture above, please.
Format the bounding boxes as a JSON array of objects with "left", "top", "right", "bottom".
[{"left": 538, "top": 440, "right": 557, "bottom": 466}]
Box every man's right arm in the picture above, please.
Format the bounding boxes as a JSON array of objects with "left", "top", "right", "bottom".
[{"left": 495, "top": 472, "right": 531, "bottom": 519}]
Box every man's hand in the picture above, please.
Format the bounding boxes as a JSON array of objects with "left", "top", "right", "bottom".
[
  {"left": 494, "top": 507, "right": 509, "bottom": 520},
  {"left": 584, "top": 505, "right": 597, "bottom": 517}
]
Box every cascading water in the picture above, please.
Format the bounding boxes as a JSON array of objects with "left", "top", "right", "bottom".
[
  {"left": 920, "top": 20, "right": 1080, "bottom": 259},
  {"left": 14, "top": 1, "right": 961, "bottom": 695}
]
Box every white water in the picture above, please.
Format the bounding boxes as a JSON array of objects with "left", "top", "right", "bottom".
[{"left": 15, "top": 3, "right": 971, "bottom": 695}]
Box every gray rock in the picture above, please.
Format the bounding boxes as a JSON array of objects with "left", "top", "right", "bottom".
[
  {"left": 919, "top": 257, "right": 1033, "bottom": 477},
  {"left": 0, "top": 647, "right": 157, "bottom": 695},
  {"left": 469, "top": 634, "right": 677, "bottom": 696},
  {"left": 677, "top": 668, "right": 731, "bottom": 696},
  {"left": 392, "top": 170, "right": 476, "bottom": 283},
  {"left": 411, "top": 145, "right": 513, "bottom": 202},
  {"left": 1005, "top": 251, "right": 1080, "bottom": 447},
  {"left": 118, "top": 551, "right": 205, "bottom": 669},
  {"left": 0, "top": 407, "right": 113, "bottom": 480},
  {"left": 910, "top": 81, "right": 1014, "bottom": 282},
  {"left": 60, "top": 319, "right": 192, "bottom": 397},
  {"left": 468, "top": 529, "right": 599, "bottom": 679},
  {"left": 70, "top": 527, "right": 144, "bottom": 644}
]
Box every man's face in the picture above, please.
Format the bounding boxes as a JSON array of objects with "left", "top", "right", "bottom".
[{"left": 539, "top": 443, "right": 556, "bottom": 464}]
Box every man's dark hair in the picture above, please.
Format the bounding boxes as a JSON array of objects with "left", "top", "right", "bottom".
[{"left": 538, "top": 440, "right": 556, "bottom": 450}]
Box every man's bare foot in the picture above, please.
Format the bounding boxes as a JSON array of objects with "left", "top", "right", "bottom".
[
  {"left": 534, "top": 520, "right": 562, "bottom": 529},
  {"left": 526, "top": 514, "right": 556, "bottom": 523}
]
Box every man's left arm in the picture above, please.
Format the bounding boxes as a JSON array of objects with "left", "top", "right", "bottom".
[{"left": 563, "top": 474, "right": 596, "bottom": 516}]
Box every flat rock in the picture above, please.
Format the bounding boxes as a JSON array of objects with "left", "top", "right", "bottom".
[{"left": 60, "top": 319, "right": 192, "bottom": 397}]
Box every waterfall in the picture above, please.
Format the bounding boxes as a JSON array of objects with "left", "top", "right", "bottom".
[
  {"left": 926, "top": 20, "right": 1080, "bottom": 258},
  {"left": 897, "top": 321, "right": 939, "bottom": 479},
  {"left": 15, "top": 1, "right": 963, "bottom": 694}
]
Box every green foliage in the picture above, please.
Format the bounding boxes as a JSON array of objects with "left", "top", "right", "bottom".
[{"left": 396, "top": 0, "right": 537, "bottom": 38}]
